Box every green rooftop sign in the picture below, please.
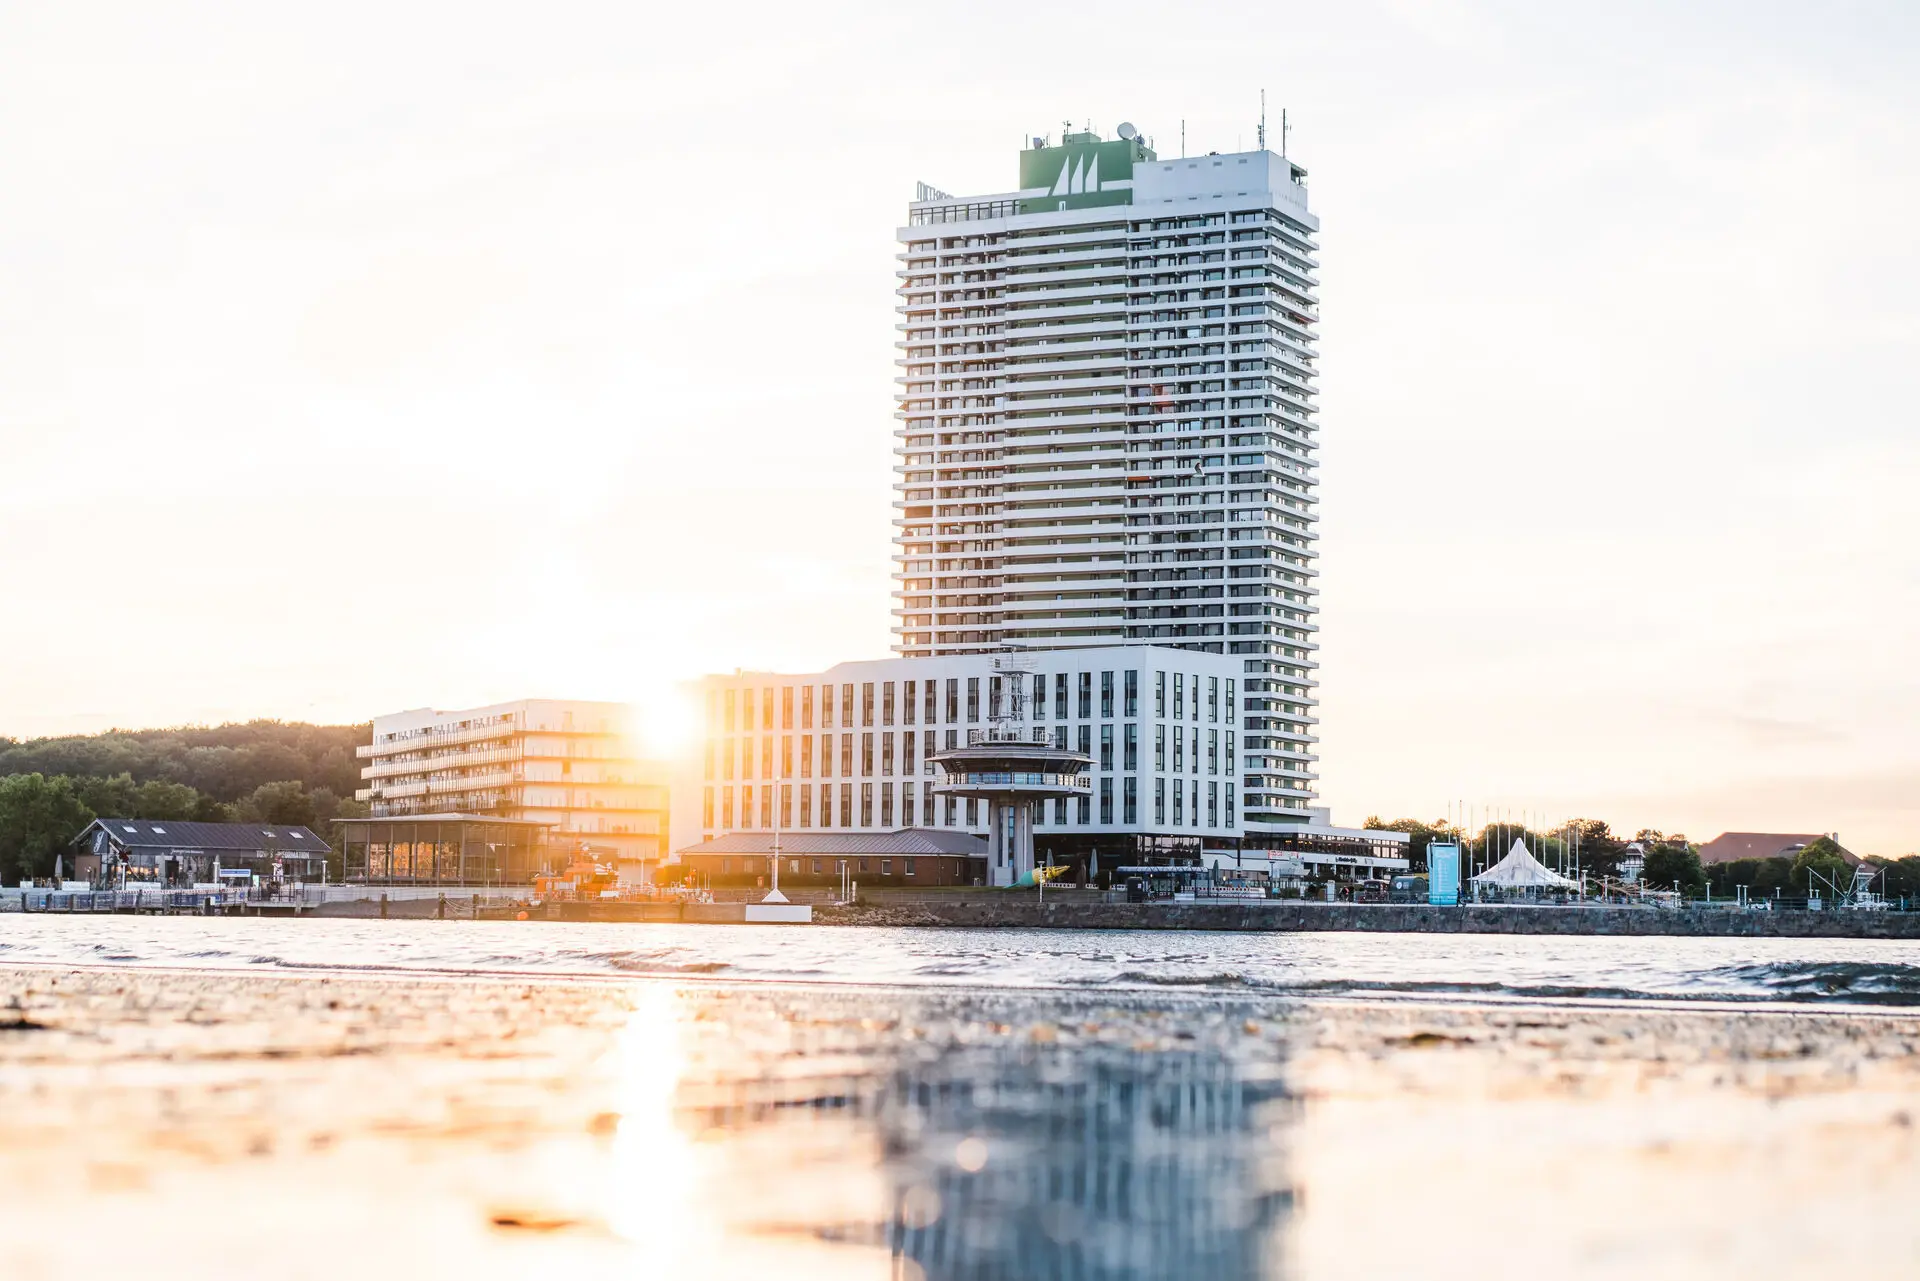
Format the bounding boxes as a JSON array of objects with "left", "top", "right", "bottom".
[{"left": 1017, "top": 131, "right": 1155, "bottom": 215}]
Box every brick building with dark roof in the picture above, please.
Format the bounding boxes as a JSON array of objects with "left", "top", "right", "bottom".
[
  {"left": 1698, "top": 831, "right": 1857, "bottom": 866},
  {"left": 68, "top": 818, "right": 330, "bottom": 888}
]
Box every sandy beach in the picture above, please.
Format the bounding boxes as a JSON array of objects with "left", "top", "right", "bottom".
[{"left": 3, "top": 957, "right": 1918, "bottom": 1280}]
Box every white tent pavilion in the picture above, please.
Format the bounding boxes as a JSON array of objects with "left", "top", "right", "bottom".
[{"left": 1472, "top": 838, "right": 1577, "bottom": 890}]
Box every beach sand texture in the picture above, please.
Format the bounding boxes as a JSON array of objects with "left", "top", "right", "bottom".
[{"left": 2, "top": 965, "right": 1917, "bottom": 1280}]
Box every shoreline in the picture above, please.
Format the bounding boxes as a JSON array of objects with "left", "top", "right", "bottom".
[{"left": 292, "top": 893, "right": 1920, "bottom": 938}]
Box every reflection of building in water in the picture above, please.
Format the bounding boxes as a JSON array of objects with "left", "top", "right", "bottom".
[
  {"left": 878, "top": 1047, "right": 1292, "bottom": 1280},
  {"left": 677, "top": 1006, "right": 1293, "bottom": 1281}
]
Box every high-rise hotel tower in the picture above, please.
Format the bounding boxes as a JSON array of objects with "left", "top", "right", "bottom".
[{"left": 891, "top": 125, "right": 1320, "bottom": 830}]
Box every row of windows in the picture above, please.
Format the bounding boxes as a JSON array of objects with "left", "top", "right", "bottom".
[
  {"left": 705, "top": 725, "right": 1236, "bottom": 780},
  {"left": 715, "top": 855, "right": 921, "bottom": 877},
  {"left": 701, "top": 777, "right": 1235, "bottom": 831},
  {"left": 709, "top": 671, "right": 1234, "bottom": 733}
]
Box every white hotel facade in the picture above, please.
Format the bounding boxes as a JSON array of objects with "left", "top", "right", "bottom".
[
  {"left": 892, "top": 127, "right": 1322, "bottom": 830},
  {"left": 676, "top": 647, "right": 1245, "bottom": 864}
]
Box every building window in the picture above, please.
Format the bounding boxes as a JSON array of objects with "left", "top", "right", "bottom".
[
  {"left": 1192, "top": 780, "right": 1201, "bottom": 827},
  {"left": 1101, "top": 671, "right": 1114, "bottom": 719},
  {"left": 841, "top": 735, "right": 853, "bottom": 777},
  {"left": 1208, "top": 781, "right": 1219, "bottom": 827},
  {"left": 881, "top": 859, "right": 892, "bottom": 876},
  {"left": 1077, "top": 795, "right": 1090, "bottom": 825},
  {"left": 1097, "top": 724, "right": 1112, "bottom": 771},
  {"left": 1077, "top": 725, "right": 1091, "bottom": 760},
  {"left": 1208, "top": 677, "right": 1219, "bottom": 723},
  {"left": 722, "top": 739, "right": 735, "bottom": 781},
  {"left": 966, "top": 677, "right": 980, "bottom": 723},
  {"left": 904, "top": 857, "right": 916, "bottom": 877},
  {"left": 902, "top": 731, "right": 916, "bottom": 776},
  {"left": 1207, "top": 729, "right": 1218, "bottom": 775},
  {"left": 1155, "top": 672, "right": 1166, "bottom": 718},
  {"left": 903, "top": 785, "right": 917, "bottom": 827},
  {"left": 723, "top": 786, "right": 735, "bottom": 828},
  {"left": 762, "top": 688, "right": 774, "bottom": 731},
  {"left": 802, "top": 685, "right": 814, "bottom": 729},
  {"left": 819, "top": 784, "right": 831, "bottom": 828},
  {"left": 1225, "top": 783, "right": 1236, "bottom": 827},
  {"left": 812, "top": 859, "right": 823, "bottom": 875},
  {"left": 781, "top": 784, "right": 792, "bottom": 829},
  {"left": 862, "top": 682, "right": 875, "bottom": 727},
  {"left": 1125, "top": 670, "right": 1139, "bottom": 718},
  {"left": 926, "top": 681, "right": 939, "bottom": 725},
  {"left": 782, "top": 686, "right": 794, "bottom": 729},
  {"left": 861, "top": 733, "right": 874, "bottom": 776},
  {"left": 883, "top": 682, "right": 896, "bottom": 726},
  {"left": 721, "top": 857, "right": 731, "bottom": 875},
  {"left": 841, "top": 684, "right": 855, "bottom": 728},
  {"left": 706, "top": 689, "right": 718, "bottom": 732},
  {"left": 1124, "top": 776, "right": 1138, "bottom": 825},
  {"left": 1077, "top": 672, "right": 1092, "bottom": 719},
  {"left": 800, "top": 787, "right": 813, "bottom": 828},
  {"left": 1124, "top": 723, "right": 1138, "bottom": 772},
  {"left": 702, "top": 786, "right": 714, "bottom": 827},
  {"left": 1054, "top": 673, "right": 1067, "bottom": 719},
  {"left": 1173, "top": 728, "right": 1184, "bottom": 773},
  {"left": 725, "top": 689, "right": 737, "bottom": 732},
  {"left": 1173, "top": 673, "right": 1184, "bottom": 720},
  {"left": 1032, "top": 674, "right": 1047, "bottom": 719},
  {"left": 946, "top": 729, "right": 958, "bottom": 752},
  {"left": 1225, "top": 679, "right": 1235, "bottom": 723},
  {"left": 704, "top": 739, "right": 716, "bottom": 780},
  {"left": 923, "top": 781, "right": 935, "bottom": 826},
  {"left": 781, "top": 736, "right": 793, "bottom": 777},
  {"left": 1154, "top": 777, "right": 1165, "bottom": 825},
  {"left": 1053, "top": 725, "right": 1067, "bottom": 751},
  {"left": 821, "top": 684, "right": 834, "bottom": 727},
  {"left": 1099, "top": 778, "right": 1114, "bottom": 824},
  {"left": 965, "top": 798, "right": 977, "bottom": 826},
  {"left": 759, "top": 788, "right": 772, "bottom": 828},
  {"left": 742, "top": 688, "right": 754, "bottom": 732},
  {"left": 761, "top": 737, "right": 773, "bottom": 780},
  {"left": 881, "top": 784, "right": 894, "bottom": 827},
  {"left": 1173, "top": 780, "right": 1184, "bottom": 825},
  {"left": 819, "top": 733, "right": 833, "bottom": 778},
  {"left": 1191, "top": 727, "right": 1200, "bottom": 774},
  {"left": 840, "top": 783, "right": 854, "bottom": 828},
  {"left": 988, "top": 676, "right": 1003, "bottom": 720},
  {"left": 902, "top": 680, "right": 916, "bottom": 725},
  {"left": 945, "top": 678, "right": 959, "bottom": 723},
  {"left": 800, "top": 734, "right": 813, "bottom": 778},
  {"left": 883, "top": 732, "right": 895, "bottom": 776},
  {"left": 944, "top": 796, "right": 956, "bottom": 826},
  {"left": 1191, "top": 676, "right": 1201, "bottom": 723},
  {"left": 1226, "top": 730, "right": 1234, "bottom": 771}
]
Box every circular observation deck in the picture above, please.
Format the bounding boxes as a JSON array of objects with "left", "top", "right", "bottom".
[{"left": 929, "top": 728, "right": 1092, "bottom": 801}]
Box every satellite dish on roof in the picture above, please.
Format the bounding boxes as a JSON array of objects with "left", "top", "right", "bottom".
[{"left": 1116, "top": 121, "right": 1138, "bottom": 140}]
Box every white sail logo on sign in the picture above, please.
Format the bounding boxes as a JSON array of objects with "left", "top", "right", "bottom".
[{"left": 1049, "top": 151, "right": 1102, "bottom": 196}]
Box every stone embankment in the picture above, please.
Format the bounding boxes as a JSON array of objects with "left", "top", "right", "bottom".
[{"left": 817, "top": 897, "right": 1920, "bottom": 938}]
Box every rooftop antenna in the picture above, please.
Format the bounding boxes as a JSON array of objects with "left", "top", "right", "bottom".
[
  {"left": 1258, "top": 89, "right": 1266, "bottom": 151},
  {"left": 1282, "top": 108, "right": 1290, "bottom": 157},
  {"left": 1181, "top": 119, "right": 1186, "bottom": 158}
]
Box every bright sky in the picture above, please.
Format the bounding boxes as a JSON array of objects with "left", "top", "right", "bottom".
[{"left": 3, "top": 2, "right": 1916, "bottom": 853}]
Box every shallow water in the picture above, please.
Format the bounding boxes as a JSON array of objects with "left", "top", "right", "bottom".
[
  {"left": 6, "top": 920, "right": 1920, "bottom": 1278},
  {"left": 8, "top": 914, "right": 1920, "bottom": 1006}
]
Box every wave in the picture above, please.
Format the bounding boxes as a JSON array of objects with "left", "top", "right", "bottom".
[{"left": 1704, "top": 960, "right": 1920, "bottom": 1006}]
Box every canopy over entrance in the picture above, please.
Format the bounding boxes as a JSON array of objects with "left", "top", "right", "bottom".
[{"left": 1471, "top": 838, "right": 1577, "bottom": 889}]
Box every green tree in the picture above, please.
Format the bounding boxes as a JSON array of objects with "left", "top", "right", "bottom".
[
  {"left": 1363, "top": 816, "right": 1454, "bottom": 868},
  {"left": 1789, "top": 837, "right": 1851, "bottom": 896},
  {"left": 1643, "top": 843, "right": 1706, "bottom": 896},
  {"left": 0, "top": 774, "right": 95, "bottom": 884},
  {"left": 233, "top": 780, "right": 318, "bottom": 828}
]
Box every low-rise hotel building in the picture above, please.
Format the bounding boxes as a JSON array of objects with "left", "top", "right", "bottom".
[
  {"left": 357, "top": 699, "right": 669, "bottom": 883},
  {"left": 673, "top": 647, "right": 1405, "bottom": 882}
]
